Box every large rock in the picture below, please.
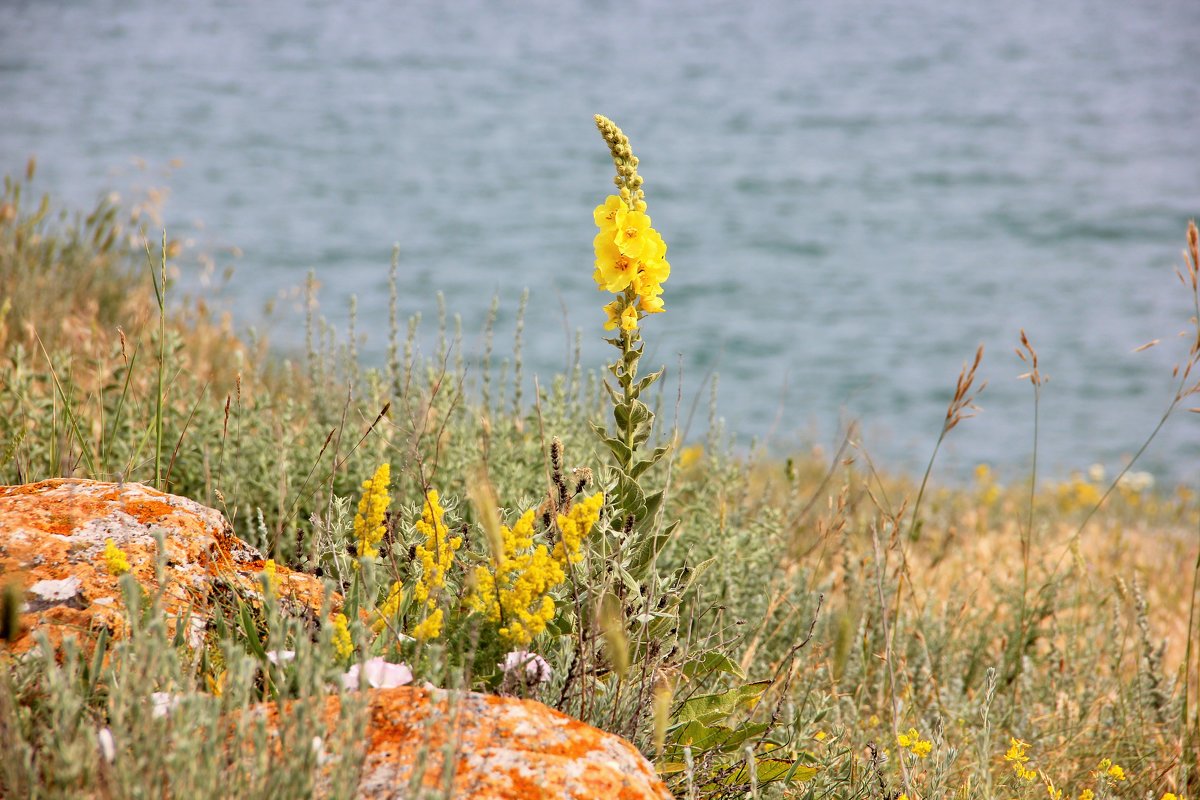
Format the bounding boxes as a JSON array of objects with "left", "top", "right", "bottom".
[
  {"left": 0, "top": 478, "right": 329, "bottom": 651},
  {"left": 286, "top": 686, "right": 673, "bottom": 800}
]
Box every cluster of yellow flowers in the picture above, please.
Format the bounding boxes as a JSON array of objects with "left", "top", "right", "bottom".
[
  {"left": 896, "top": 727, "right": 932, "bottom": 759},
  {"left": 353, "top": 463, "right": 391, "bottom": 559},
  {"left": 411, "top": 489, "right": 461, "bottom": 640},
  {"left": 468, "top": 509, "right": 563, "bottom": 646},
  {"left": 467, "top": 493, "right": 604, "bottom": 646},
  {"left": 330, "top": 612, "right": 353, "bottom": 661},
  {"left": 102, "top": 538, "right": 130, "bottom": 576},
  {"left": 592, "top": 115, "right": 670, "bottom": 332},
  {"left": 552, "top": 492, "right": 605, "bottom": 566},
  {"left": 373, "top": 581, "right": 403, "bottom": 634},
  {"left": 1004, "top": 737, "right": 1037, "bottom": 782}
]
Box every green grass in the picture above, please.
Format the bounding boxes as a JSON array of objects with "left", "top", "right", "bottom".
[{"left": 1, "top": 161, "right": 1197, "bottom": 800}]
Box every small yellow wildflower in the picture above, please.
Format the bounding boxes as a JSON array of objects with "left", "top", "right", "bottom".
[
  {"left": 813, "top": 730, "right": 827, "bottom": 741},
  {"left": 102, "top": 538, "right": 130, "bottom": 576},
  {"left": 1005, "top": 738, "right": 1037, "bottom": 782},
  {"left": 330, "top": 613, "right": 353, "bottom": 661},
  {"left": 353, "top": 464, "right": 391, "bottom": 559},
  {"left": 1079, "top": 790, "right": 1095, "bottom": 800},
  {"left": 897, "top": 727, "right": 932, "bottom": 758},
  {"left": 1097, "top": 758, "right": 1126, "bottom": 782},
  {"left": 1045, "top": 779, "right": 1063, "bottom": 800}
]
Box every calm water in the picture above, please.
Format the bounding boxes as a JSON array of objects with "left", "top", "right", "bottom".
[{"left": 3, "top": 0, "right": 1199, "bottom": 482}]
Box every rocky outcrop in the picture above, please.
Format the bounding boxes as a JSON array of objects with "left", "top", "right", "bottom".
[
  {"left": 288, "top": 686, "right": 673, "bottom": 800},
  {"left": 0, "top": 478, "right": 328, "bottom": 652}
]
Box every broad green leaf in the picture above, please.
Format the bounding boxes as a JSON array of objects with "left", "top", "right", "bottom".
[
  {"left": 720, "top": 758, "right": 820, "bottom": 786},
  {"left": 671, "top": 721, "right": 770, "bottom": 752},
  {"left": 675, "top": 680, "right": 771, "bottom": 726},
  {"left": 682, "top": 651, "right": 747, "bottom": 681}
]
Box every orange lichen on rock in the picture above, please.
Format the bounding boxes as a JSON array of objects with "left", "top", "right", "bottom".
[
  {"left": 261, "top": 686, "right": 673, "bottom": 800},
  {"left": 0, "top": 478, "right": 332, "bottom": 653}
]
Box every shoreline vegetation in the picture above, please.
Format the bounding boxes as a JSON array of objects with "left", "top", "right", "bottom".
[{"left": 2, "top": 118, "right": 1199, "bottom": 799}]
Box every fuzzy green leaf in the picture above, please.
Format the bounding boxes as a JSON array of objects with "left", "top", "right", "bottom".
[
  {"left": 682, "top": 651, "right": 747, "bottom": 681},
  {"left": 674, "top": 680, "right": 770, "bottom": 726}
]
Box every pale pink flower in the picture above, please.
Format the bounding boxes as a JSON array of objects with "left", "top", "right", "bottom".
[{"left": 341, "top": 657, "right": 413, "bottom": 690}]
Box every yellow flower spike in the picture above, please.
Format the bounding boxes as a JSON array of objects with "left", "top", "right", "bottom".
[
  {"left": 373, "top": 581, "right": 403, "bottom": 634},
  {"left": 102, "top": 538, "right": 130, "bottom": 576},
  {"left": 330, "top": 612, "right": 353, "bottom": 661},
  {"left": 410, "top": 489, "right": 460, "bottom": 640},
  {"left": 353, "top": 463, "right": 391, "bottom": 559}
]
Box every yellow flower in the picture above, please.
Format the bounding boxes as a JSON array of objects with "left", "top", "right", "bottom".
[
  {"left": 1004, "top": 737, "right": 1030, "bottom": 763},
  {"left": 467, "top": 493, "right": 603, "bottom": 647},
  {"left": 413, "top": 489, "right": 461, "bottom": 609},
  {"left": 410, "top": 607, "right": 443, "bottom": 640},
  {"left": 619, "top": 303, "right": 639, "bottom": 331},
  {"left": 638, "top": 293, "right": 665, "bottom": 314},
  {"left": 330, "top": 612, "right": 353, "bottom": 661},
  {"left": 373, "top": 581, "right": 403, "bottom": 634},
  {"left": 353, "top": 464, "right": 391, "bottom": 559},
  {"left": 593, "top": 195, "right": 624, "bottom": 231},
  {"left": 102, "top": 538, "right": 130, "bottom": 576},
  {"left": 1097, "top": 758, "right": 1126, "bottom": 782},
  {"left": 1079, "top": 790, "right": 1095, "bottom": 800},
  {"left": 594, "top": 233, "right": 638, "bottom": 292},
  {"left": 613, "top": 208, "right": 654, "bottom": 259}
]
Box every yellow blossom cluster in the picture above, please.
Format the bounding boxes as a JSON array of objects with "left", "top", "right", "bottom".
[
  {"left": 896, "top": 727, "right": 932, "bottom": 758},
  {"left": 330, "top": 612, "right": 353, "bottom": 661},
  {"left": 1004, "top": 737, "right": 1037, "bottom": 782},
  {"left": 373, "top": 581, "right": 403, "bottom": 634},
  {"left": 353, "top": 463, "right": 391, "bottom": 559},
  {"left": 467, "top": 493, "right": 604, "bottom": 646},
  {"left": 102, "top": 538, "right": 130, "bottom": 576},
  {"left": 552, "top": 492, "right": 604, "bottom": 566},
  {"left": 411, "top": 489, "right": 461, "bottom": 639},
  {"left": 592, "top": 115, "right": 670, "bottom": 332},
  {"left": 467, "top": 509, "right": 563, "bottom": 646}
]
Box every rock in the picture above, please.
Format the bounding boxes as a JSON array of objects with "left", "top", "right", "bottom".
[
  {"left": 0, "top": 478, "right": 330, "bottom": 652},
  {"left": 272, "top": 686, "right": 673, "bottom": 800}
]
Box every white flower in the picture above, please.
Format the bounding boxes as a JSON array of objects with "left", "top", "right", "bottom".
[
  {"left": 341, "top": 657, "right": 413, "bottom": 690},
  {"left": 97, "top": 727, "right": 116, "bottom": 763},
  {"left": 1087, "top": 463, "right": 1106, "bottom": 483},
  {"left": 266, "top": 650, "right": 296, "bottom": 665},
  {"left": 501, "top": 650, "right": 552, "bottom": 685},
  {"left": 150, "top": 692, "right": 181, "bottom": 718}
]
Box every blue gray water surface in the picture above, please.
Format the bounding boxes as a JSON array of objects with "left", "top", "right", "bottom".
[{"left": 3, "top": 0, "right": 1199, "bottom": 483}]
